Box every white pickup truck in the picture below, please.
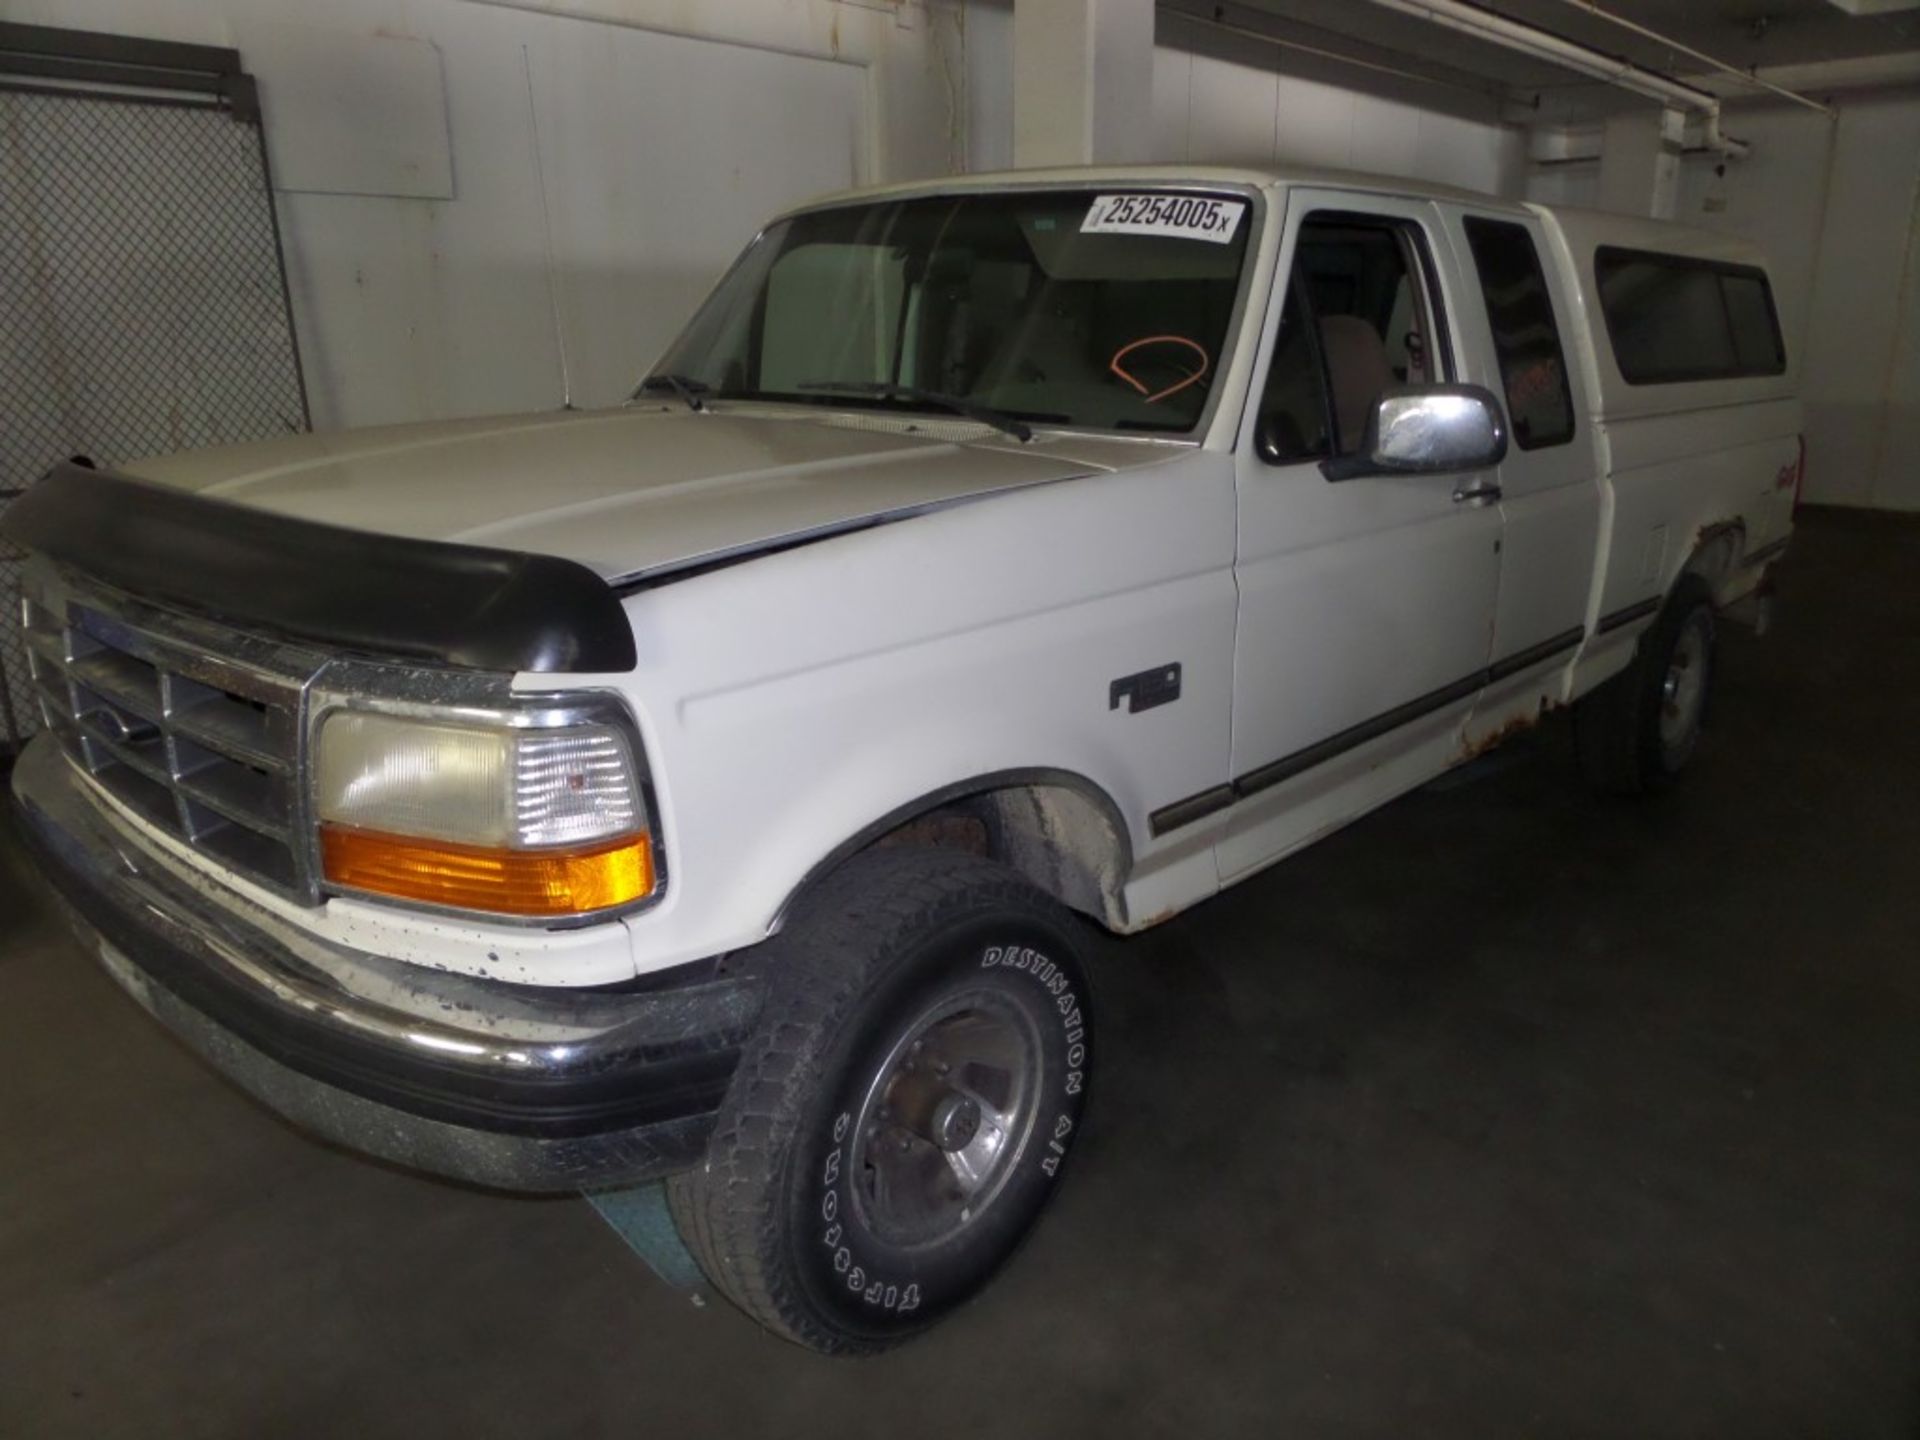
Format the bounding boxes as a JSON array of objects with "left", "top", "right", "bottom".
[{"left": 6, "top": 164, "right": 1800, "bottom": 1353}]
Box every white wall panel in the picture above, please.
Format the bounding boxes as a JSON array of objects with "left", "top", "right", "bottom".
[
  {"left": 1348, "top": 92, "right": 1420, "bottom": 181},
  {"left": 1187, "top": 51, "right": 1282, "bottom": 166},
  {"left": 532, "top": 17, "right": 865, "bottom": 412},
  {"left": 231, "top": 20, "right": 454, "bottom": 198},
  {"left": 4, "top": 0, "right": 933, "bottom": 430},
  {"left": 1149, "top": 41, "right": 1193, "bottom": 161},
  {"left": 965, "top": 0, "right": 1016, "bottom": 173},
  {"left": 1273, "top": 73, "right": 1356, "bottom": 170},
  {"left": 260, "top": 1, "right": 867, "bottom": 426},
  {"left": 1417, "top": 108, "right": 1519, "bottom": 196},
  {"left": 1797, "top": 95, "right": 1920, "bottom": 510},
  {"left": 1146, "top": 36, "right": 1521, "bottom": 194},
  {"left": 1524, "top": 162, "right": 1601, "bottom": 210},
  {"left": 1879, "top": 214, "right": 1920, "bottom": 513}
]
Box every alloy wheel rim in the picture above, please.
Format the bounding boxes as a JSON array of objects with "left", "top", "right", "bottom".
[
  {"left": 1659, "top": 614, "right": 1710, "bottom": 758},
  {"left": 845, "top": 989, "right": 1042, "bottom": 1250}
]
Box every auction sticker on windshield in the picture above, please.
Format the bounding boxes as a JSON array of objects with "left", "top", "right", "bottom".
[{"left": 1081, "top": 194, "right": 1247, "bottom": 244}]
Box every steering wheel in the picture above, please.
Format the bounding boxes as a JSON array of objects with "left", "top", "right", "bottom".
[{"left": 1109, "top": 335, "right": 1210, "bottom": 404}]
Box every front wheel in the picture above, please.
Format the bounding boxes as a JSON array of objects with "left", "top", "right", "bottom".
[
  {"left": 1576, "top": 574, "right": 1717, "bottom": 795},
  {"left": 668, "top": 849, "right": 1093, "bottom": 1353}
]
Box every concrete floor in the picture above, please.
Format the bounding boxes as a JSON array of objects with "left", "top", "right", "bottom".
[{"left": 3, "top": 508, "right": 1917, "bottom": 1438}]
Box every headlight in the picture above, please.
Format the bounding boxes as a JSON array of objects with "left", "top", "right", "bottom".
[{"left": 314, "top": 705, "right": 655, "bottom": 919}]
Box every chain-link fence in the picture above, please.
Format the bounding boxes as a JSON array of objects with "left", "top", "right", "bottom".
[{"left": 1, "top": 26, "right": 308, "bottom": 757}]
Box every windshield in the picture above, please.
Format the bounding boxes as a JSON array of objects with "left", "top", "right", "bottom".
[{"left": 650, "top": 188, "right": 1256, "bottom": 435}]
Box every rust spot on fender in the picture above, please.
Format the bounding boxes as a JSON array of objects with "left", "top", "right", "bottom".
[
  {"left": 1459, "top": 695, "right": 1563, "bottom": 762},
  {"left": 1132, "top": 904, "right": 1182, "bottom": 931}
]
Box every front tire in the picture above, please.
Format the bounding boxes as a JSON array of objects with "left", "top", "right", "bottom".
[
  {"left": 668, "top": 849, "right": 1093, "bottom": 1353},
  {"left": 1576, "top": 574, "right": 1718, "bottom": 796}
]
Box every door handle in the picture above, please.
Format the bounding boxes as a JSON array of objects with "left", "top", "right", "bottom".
[{"left": 1452, "top": 482, "right": 1502, "bottom": 505}]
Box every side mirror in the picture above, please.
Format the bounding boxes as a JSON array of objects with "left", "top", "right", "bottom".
[{"left": 1322, "top": 383, "right": 1509, "bottom": 482}]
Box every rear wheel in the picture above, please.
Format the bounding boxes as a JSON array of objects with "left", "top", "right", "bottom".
[
  {"left": 1576, "top": 574, "right": 1717, "bottom": 795},
  {"left": 669, "top": 848, "right": 1093, "bottom": 1353}
]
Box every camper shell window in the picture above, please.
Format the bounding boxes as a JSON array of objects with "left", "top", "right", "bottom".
[{"left": 1595, "top": 246, "right": 1786, "bottom": 385}]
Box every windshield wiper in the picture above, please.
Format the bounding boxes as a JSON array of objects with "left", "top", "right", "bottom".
[
  {"left": 797, "top": 381, "right": 1034, "bottom": 443},
  {"left": 637, "top": 373, "right": 710, "bottom": 412}
]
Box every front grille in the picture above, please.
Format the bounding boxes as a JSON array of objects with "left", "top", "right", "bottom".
[{"left": 22, "top": 590, "right": 321, "bottom": 899}]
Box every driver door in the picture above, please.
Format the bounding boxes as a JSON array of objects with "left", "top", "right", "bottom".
[{"left": 1218, "top": 191, "right": 1502, "bottom": 881}]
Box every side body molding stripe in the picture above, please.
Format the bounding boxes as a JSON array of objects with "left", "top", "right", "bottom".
[
  {"left": 1149, "top": 624, "right": 1590, "bottom": 839},
  {"left": 1595, "top": 597, "right": 1662, "bottom": 635},
  {"left": 1486, "top": 625, "right": 1587, "bottom": 683}
]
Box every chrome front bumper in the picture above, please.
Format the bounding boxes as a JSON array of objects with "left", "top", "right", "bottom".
[{"left": 10, "top": 737, "right": 759, "bottom": 1192}]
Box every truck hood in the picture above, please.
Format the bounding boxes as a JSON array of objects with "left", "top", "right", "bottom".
[{"left": 122, "top": 406, "right": 1148, "bottom": 583}]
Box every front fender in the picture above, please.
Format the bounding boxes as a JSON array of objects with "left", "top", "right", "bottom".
[{"left": 611, "top": 451, "right": 1238, "bottom": 976}]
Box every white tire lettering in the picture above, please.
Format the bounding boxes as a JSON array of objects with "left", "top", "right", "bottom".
[{"left": 811, "top": 935, "right": 1090, "bottom": 1316}]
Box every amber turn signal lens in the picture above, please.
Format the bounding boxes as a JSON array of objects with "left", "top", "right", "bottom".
[{"left": 320, "top": 824, "right": 654, "bottom": 916}]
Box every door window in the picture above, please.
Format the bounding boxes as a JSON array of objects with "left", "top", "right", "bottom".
[
  {"left": 1274, "top": 214, "right": 1443, "bottom": 458},
  {"left": 1253, "top": 281, "right": 1333, "bottom": 464},
  {"left": 1463, "top": 217, "right": 1575, "bottom": 449}
]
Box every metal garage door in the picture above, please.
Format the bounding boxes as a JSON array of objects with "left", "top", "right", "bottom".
[{"left": 0, "top": 23, "right": 308, "bottom": 757}]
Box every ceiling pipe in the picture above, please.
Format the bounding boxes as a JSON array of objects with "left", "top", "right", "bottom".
[
  {"left": 1157, "top": 3, "right": 1501, "bottom": 100},
  {"left": 1350, "top": 0, "right": 1752, "bottom": 154},
  {"left": 1686, "top": 50, "right": 1920, "bottom": 98},
  {"left": 1540, "top": 0, "right": 1832, "bottom": 114}
]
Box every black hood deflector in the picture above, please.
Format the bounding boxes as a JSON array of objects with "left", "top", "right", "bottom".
[{"left": 1, "top": 463, "right": 637, "bottom": 674}]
